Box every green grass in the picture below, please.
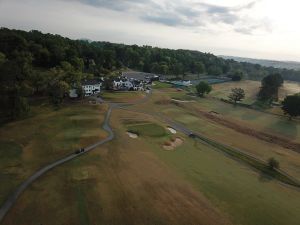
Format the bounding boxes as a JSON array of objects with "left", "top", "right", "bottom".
[
  {"left": 126, "top": 122, "right": 167, "bottom": 137},
  {"left": 194, "top": 134, "right": 300, "bottom": 187},
  {"left": 147, "top": 137, "right": 300, "bottom": 225},
  {"left": 152, "top": 81, "right": 173, "bottom": 89},
  {"left": 0, "top": 141, "right": 22, "bottom": 159}
]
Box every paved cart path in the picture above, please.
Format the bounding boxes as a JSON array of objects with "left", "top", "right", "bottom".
[{"left": 0, "top": 91, "right": 152, "bottom": 223}]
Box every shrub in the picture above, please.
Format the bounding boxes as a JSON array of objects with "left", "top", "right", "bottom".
[
  {"left": 195, "top": 81, "right": 212, "bottom": 97},
  {"left": 268, "top": 157, "right": 279, "bottom": 170}
]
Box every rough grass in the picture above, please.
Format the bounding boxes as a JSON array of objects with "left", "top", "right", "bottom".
[
  {"left": 1, "top": 110, "right": 231, "bottom": 225},
  {"left": 278, "top": 81, "right": 300, "bottom": 100},
  {"left": 0, "top": 103, "right": 106, "bottom": 206},
  {"left": 187, "top": 97, "right": 300, "bottom": 141},
  {"left": 211, "top": 80, "right": 300, "bottom": 104},
  {"left": 101, "top": 91, "right": 145, "bottom": 103},
  {"left": 211, "top": 80, "right": 260, "bottom": 104}
]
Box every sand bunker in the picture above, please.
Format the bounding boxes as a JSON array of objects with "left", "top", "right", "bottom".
[
  {"left": 126, "top": 131, "right": 138, "bottom": 139},
  {"left": 167, "top": 127, "right": 177, "bottom": 134},
  {"left": 163, "top": 137, "right": 183, "bottom": 150}
]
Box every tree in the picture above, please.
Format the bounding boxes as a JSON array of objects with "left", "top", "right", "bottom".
[
  {"left": 48, "top": 80, "right": 69, "bottom": 106},
  {"left": 228, "top": 88, "right": 245, "bottom": 104},
  {"left": 103, "top": 77, "right": 114, "bottom": 90},
  {"left": 268, "top": 157, "right": 279, "bottom": 170},
  {"left": 194, "top": 62, "right": 205, "bottom": 78},
  {"left": 0, "top": 51, "right": 33, "bottom": 120},
  {"left": 207, "top": 65, "right": 222, "bottom": 75},
  {"left": 171, "top": 62, "right": 184, "bottom": 79},
  {"left": 231, "top": 70, "right": 244, "bottom": 81},
  {"left": 160, "top": 64, "right": 169, "bottom": 75},
  {"left": 150, "top": 62, "right": 161, "bottom": 74},
  {"left": 76, "top": 85, "right": 85, "bottom": 103},
  {"left": 0, "top": 52, "right": 5, "bottom": 64},
  {"left": 196, "top": 81, "right": 212, "bottom": 97},
  {"left": 282, "top": 94, "right": 300, "bottom": 120},
  {"left": 258, "top": 73, "right": 283, "bottom": 101}
]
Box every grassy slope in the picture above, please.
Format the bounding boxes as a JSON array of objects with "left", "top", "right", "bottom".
[
  {"left": 164, "top": 87, "right": 300, "bottom": 141},
  {"left": 0, "top": 103, "right": 106, "bottom": 206},
  {"left": 150, "top": 135, "right": 300, "bottom": 225},
  {"left": 131, "top": 90, "right": 300, "bottom": 180},
  {"left": 190, "top": 97, "right": 300, "bottom": 141},
  {"left": 120, "top": 103, "right": 300, "bottom": 225},
  {"left": 2, "top": 109, "right": 231, "bottom": 225},
  {"left": 2, "top": 86, "right": 300, "bottom": 225}
]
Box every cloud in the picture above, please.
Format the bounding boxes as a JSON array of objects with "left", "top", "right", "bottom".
[
  {"left": 60, "top": 0, "right": 270, "bottom": 34},
  {"left": 66, "top": 0, "right": 152, "bottom": 11}
]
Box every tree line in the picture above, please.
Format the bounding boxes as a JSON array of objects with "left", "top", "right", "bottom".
[
  {"left": 1, "top": 28, "right": 300, "bottom": 80},
  {"left": 1, "top": 28, "right": 300, "bottom": 122}
]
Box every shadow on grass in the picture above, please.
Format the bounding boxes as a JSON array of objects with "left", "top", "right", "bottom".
[
  {"left": 194, "top": 135, "right": 300, "bottom": 188},
  {"left": 267, "top": 119, "right": 298, "bottom": 139},
  {"left": 258, "top": 170, "right": 274, "bottom": 183}
]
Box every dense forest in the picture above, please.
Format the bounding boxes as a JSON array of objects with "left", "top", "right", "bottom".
[{"left": 1, "top": 28, "right": 300, "bottom": 121}]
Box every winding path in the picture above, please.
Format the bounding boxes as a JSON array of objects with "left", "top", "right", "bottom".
[
  {"left": 1, "top": 90, "right": 299, "bottom": 223},
  {"left": 0, "top": 91, "right": 152, "bottom": 223}
]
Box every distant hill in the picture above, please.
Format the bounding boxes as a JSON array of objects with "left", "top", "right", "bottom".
[{"left": 220, "top": 55, "right": 300, "bottom": 70}]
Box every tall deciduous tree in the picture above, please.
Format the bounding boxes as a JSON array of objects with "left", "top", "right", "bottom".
[
  {"left": 258, "top": 73, "right": 283, "bottom": 101},
  {"left": 0, "top": 51, "right": 32, "bottom": 119},
  {"left": 282, "top": 94, "right": 300, "bottom": 120},
  {"left": 228, "top": 88, "right": 245, "bottom": 104},
  {"left": 48, "top": 80, "right": 69, "bottom": 106}
]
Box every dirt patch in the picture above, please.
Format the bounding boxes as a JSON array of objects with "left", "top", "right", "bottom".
[
  {"left": 155, "top": 98, "right": 171, "bottom": 105},
  {"left": 126, "top": 131, "right": 138, "bottom": 139},
  {"left": 209, "top": 111, "right": 220, "bottom": 115},
  {"left": 163, "top": 137, "right": 184, "bottom": 150},
  {"left": 171, "top": 99, "right": 195, "bottom": 103},
  {"left": 195, "top": 108, "right": 300, "bottom": 152}
]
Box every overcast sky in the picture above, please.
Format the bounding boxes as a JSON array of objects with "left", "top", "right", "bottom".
[{"left": 0, "top": 0, "right": 300, "bottom": 61}]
